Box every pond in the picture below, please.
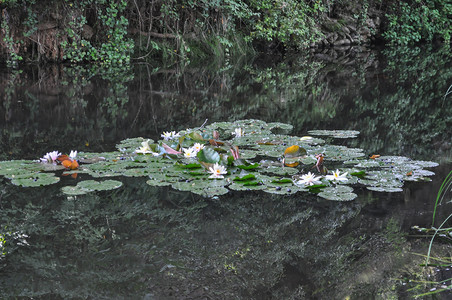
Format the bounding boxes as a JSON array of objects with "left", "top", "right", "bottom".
[{"left": 0, "top": 44, "right": 452, "bottom": 299}]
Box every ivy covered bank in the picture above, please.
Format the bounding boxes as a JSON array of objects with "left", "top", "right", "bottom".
[{"left": 0, "top": 0, "right": 451, "bottom": 66}]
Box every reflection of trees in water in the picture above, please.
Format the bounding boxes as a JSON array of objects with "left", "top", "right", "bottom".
[
  {"left": 347, "top": 45, "right": 452, "bottom": 160},
  {"left": 2, "top": 166, "right": 446, "bottom": 299},
  {"left": 0, "top": 175, "right": 419, "bottom": 299},
  {"left": 0, "top": 46, "right": 451, "bottom": 161}
]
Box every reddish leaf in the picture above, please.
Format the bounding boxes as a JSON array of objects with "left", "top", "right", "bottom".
[
  {"left": 230, "top": 146, "right": 240, "bottom": 160},
  {"left": 209, "top": 139, "right": 224, "bottom": 146},
  {"left": 162, "top": 143, "right": 182, "bottom": 155},
  {"left": 284, "top": 161, "right": 299, "bottom": 168},
  {"left": 57, "top": 154, "right": 70, "bottom": 162},
  {"left": 62, "top": 159, "right": 79, "bottom": 170}
]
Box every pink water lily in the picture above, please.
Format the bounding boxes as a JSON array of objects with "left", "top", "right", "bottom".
[{"left": 40, "top": 151, "right": 61, "bottom": 164}]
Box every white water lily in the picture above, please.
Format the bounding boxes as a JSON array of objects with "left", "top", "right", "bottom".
[
  {"left": 325, "top": 169, "right": 348, "bottom": 182},
  {"left": 232, "top": 128, "right": 244, "bottom": 137},
  {"left": 69, "top": 150, "right": 77, "bottom": 160},
  {"left": 183, "top": 147, "right": 197, "bottom": 158},
  {"left": 136, "top": 140, "right": 158, "bottom": 155},
  {"left": 208, "top": 163, "right": 227, "bottom": 179},
  {"left": 161, "top": 131, "right": 173, "bottom": 140},
  {"left": 192, "top": 143, "right": 205, "bottom": 152},
  {"left": 40, "top": 151, "right": 61, "bottom": 163},
  {"left": 161, "top": 131, "right": 181, "bottom": 141},
  {"left": 171, "top": 131, "right": 181, "bottom": 139},
  {"left": 296, "top": 172, "right": 322, "bottom": 186}
]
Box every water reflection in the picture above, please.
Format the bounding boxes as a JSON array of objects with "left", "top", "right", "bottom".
[{"left": 0, "top": 45, "right": 451, "bottom": 298}]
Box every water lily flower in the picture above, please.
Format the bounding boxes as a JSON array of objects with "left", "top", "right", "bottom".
[
  {"left": 296, "top": 172, "right": 322, "bottom": 186},
  {"left": 183, "top": 147, "right": 197, "bottom": 158},
  {"left": 161, "top": 131, "right": 181, "bottom": 141},
  {"left": 325, "top": 169, "right": 348, "bottom": 182},
  {"left": 232, "top": 128, "right": 244, "bottom": 137},
  {"left": 172, "top": 131, "right": 181, "bottom": 139},
  {"left": 40, "top": 151, "right": 61, "bottom": 163},
  {"left": 69, "top": 150, "right": 77, "bottom": 160},
  {"left": 161, "top": 131, "right": 173, "bottom": 140},
  {"left": 136, "top": 140, "right": 159, "bottom": 156},
  {"left": 208, "top": 163, "right": 227, "bottom": 179},
  {"left": 192, "top": 143, "right": 205, "bottom": 152}
]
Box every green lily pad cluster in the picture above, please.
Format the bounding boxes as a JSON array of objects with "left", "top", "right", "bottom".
[{"left": 0, "top": 120, "right": 438, "bottom": 200}]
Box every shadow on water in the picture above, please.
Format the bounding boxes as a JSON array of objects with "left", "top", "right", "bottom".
[{"left": 0, "top": 44, "right": 452, "bottom": 299}]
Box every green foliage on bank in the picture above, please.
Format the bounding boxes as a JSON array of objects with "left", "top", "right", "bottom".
[
  {"left": 383, "top": 0, "right": 452, "bottom": 45},
  {"left": 1, "top": 0, "right": 451, "bottom": 65}
]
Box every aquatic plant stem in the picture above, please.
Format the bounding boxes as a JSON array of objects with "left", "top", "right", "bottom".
[
  {"left": 427, "top": 170, "right": 452, "bottom": 266},
  {"left": 444, "top": 84, "right": 452, "bottom": 101},
  {"left": 431, "top": 170, "right": 452, "bottom": 226},
  {"left": 426, "top": 213, "right": 452, "bottom": 266}
]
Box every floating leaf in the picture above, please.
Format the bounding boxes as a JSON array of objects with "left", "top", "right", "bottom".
[
  {"left": 411, "top": 160, "right": 439, "bottom": 168},
  {"left": 236, "top": 163, "right": 260, "bottom": 170},
  {"left": 197, "top": 148, "right": 220, "bottom": 164},
  {"left": 175, "top": 163, "right": 202, "bottom": 169},
  {"left": 11, "top": 173, "right": 60, "bottom": 187},
  {"left": 192, "top": 186, "right": 229, "bottom": 198},
  {"left": 243, "top": 181, "right": 262, "bottom": 186},
  {"left": 267, "top": 122, "right": 294, "bottom": 134},
  {"left": 162, "top": 143, "right": 182, "bottom": 155},
  {"left": 260, "top": 166, "right": 299, "bottom": 176},
  {"left": 367, "top": 186, "right": 403, "bottom": 193},
  {"left": 233, "top": 174, "right": 257, "bottom": 181},
  {"left": 317, "top": 186, "right": 357, "bottom": 201},
  {"left": 61, "top": 185, "right": 90, "bottom": 196},
  {"left": 263, "top": 185, "right": 301, "bottom": 195},
  {"left": 308, "top": 130, "right": 360, "bottom": 138},
  {"left": 229, "top": 182, "right": 267, "bottom": 191},
  {"left": 188, "top": 131, "right": 205, "bottom": 141},
  {"left": 271, "top": 178, "right": 293, "bottom": 184},
  {"left": 78, "top": 179, "right": 123, "bottom": 191},
  {"left": 146, "top": 179, "right": 172, "bottom": 187}
]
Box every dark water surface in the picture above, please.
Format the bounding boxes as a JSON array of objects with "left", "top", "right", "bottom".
[{"left": 1, "top": 45, "right": 452, "bottom": 299}]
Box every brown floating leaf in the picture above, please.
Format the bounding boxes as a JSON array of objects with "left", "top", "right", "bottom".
[{"left": 209, "top": 139, "right": 224, "bottom": 146}]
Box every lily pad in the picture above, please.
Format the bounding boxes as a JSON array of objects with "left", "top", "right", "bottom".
[
  {"left": 197, "top": 148, "right": 220, "bottom": 164},
  {"left": 229, "top": 182, "right": 267, "bottom": 191},
  {"left": 10, "top": 173, "right": 60, "bottom": 187},
  {"left": 0, "top": 119, "right": 439, "bottom": 199},
  {"left": 61, "top": 185, "right": 90, "bottom": 196},
  {"left": 263, "top": 185, "right": 301, "bottom": 195},
  {"left": 146, "top": 179, "right": 172, "bottom": 187},
  {"left": 318, "top": 185, "right": 357, "bottom": 201},
  {"left": 267, "top": 122, "right": 294, "bottom": 134},
  {"left": 77, "top": 179, "right": 123, "bottom": 192},
  {"left": 308, "top": 130, "right": 360, "bottom": 138},
  {"left": 260, "top": 166, "right": 299, "bottom": 176},
  {"left": 367, "top": 186, "right": 404, "bottom": 193}
]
